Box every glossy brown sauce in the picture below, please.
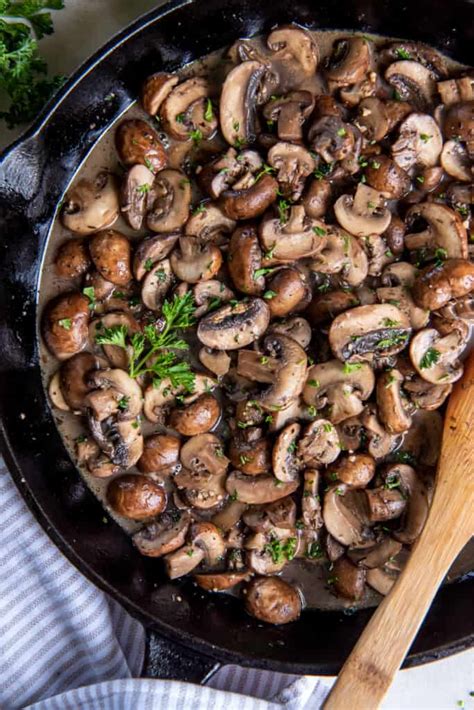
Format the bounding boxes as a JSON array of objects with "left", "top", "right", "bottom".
[{"left": 38, "top": 29, "right": 472, "bottom": 611}]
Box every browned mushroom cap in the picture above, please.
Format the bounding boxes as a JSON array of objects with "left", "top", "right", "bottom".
[
  {"left": 384, "top": 214, "right": 406, "bottom": 256},
  {"left": 219, "top": 60, "right": 266, "bottom": 147},
  {"left": 226, "top": 471, "right": 298, "bottom": 504},
  {"left": 42, "top": 293, "right": 89, "bottom": 360},
  {"left": 147, "top": 169, "right": 192, "bottom": 233},
  {"left": 107, "top": 474, "right": 166, "bottom": 520},
  {"left": 329, "top": 304, "right": 411, "bottom": 363},
  {"left": 326, "top": 37, "right": 372, "bottom": 86},
  {"left": 267, "top": 142, "right": 315, "bottom": 201},
  {"left": 253, "top": 334, "right": 307, "bottom": 412},
  {"left": 83, "top": 270, "right": 115, "bottom": 302},
  {"left": 391, "top": 113, "right": 442, "bottom": 171},
  {"left": 263, "top": 91, "right": 314, "bottom": 142},
  {"left": 302, "top": 178, "right": 332, "bottom": 219},
  {"left": 199, "top": 148, "right": 263, "bottom": 200},
  {"left": 245, "top": 531, "right": 295, "bottom": 575},
  {"left": 268, "top": 317, "right": 312, "bottom": 349},
  {"left": 61, "top": 172, "right": 119, "bottom": 235},
  {"left": 265, "top": 268, "right": 310, "bottom": 318},
  {"left": 120, "top": 164, "right": 156, "bottom": 230},
  {"left": 365, "top": 487, "right": 407, "bottom": 522},
  {"left": 89, "top": 230, "right": 132, "bottom": 286},
  {"left": 323, "top": 484, "right": 371, "bottom": 547},
  {"left": 437, "top": 76, "right": 474, "bottom": 106},
  {"left": 376, "top": 369, "right": 412, "bottom": 434},
  {"left": 197, "top": 298, "right": 270, "bottom": 351},
  {"left": 133, "top": 511, "right": 190, "bottom": 557},
  {"left": 180, "top": 433, "right": 229, "bottom": 476},
  {"left": 169, "top": 393, "right": 220, "bottom": 436},
  {"left": 332, "top": 556, "right": 366, "bottom": 601},
  {"left": 137, "top": 434, "right": 181, "bottom": 474},
  {"left": 356, "top": 98, "right": 390, "bottom": 141},
  {"left": 404, "top": 203, "right": 468, "bottom": 260},
  {"left": 143, "top": 373, "right": 217, "bottom": 424},
  {"left": 297, "top": 419, "right": 341, "bottom": 468},
  {"left": 402, "top": 375, "right": 452, "bottom": 411},
  {"left": 385, "top": 61, "right": 436, "bottom": 110},
  {"left": 141, "top": 72, "right": 179, "bottom": 116},
  {"left": 164, "top": 522, "right": 225, "bottom": 578},
  {"left": 364, "top": 155, "right": 411, "bottom": 199},
  {"left": 412, "top": 259, "right": 474, "bottom": 310},
  {"left": 244, "top": 576, "right": 301, "bottom": 625},
  {"left": 259, "top": 205, "right": 326, "bottom": 262},
  {"left": 444, "top": 101, "right": 474, "bottom": 157},
  {"left": 160, "top": 77, "right": 217, "bottom": 140},
  {"left": 308, "top": 116, "right": 359, "bottom": 166},
  {"left": 331, "top": 453, "right": 375, "bottom": 488},
  {"left": 409, "top": 326, "right": 467, "bottom": 385},
  {"left": 229, "top": 428, "right": 271, "bottom": 476},
  {"left": 267, "top": 25, "right": 319, "bottom": 74},
  {"left": 170, "top": 237, "right": 222, "bottom": 283},
  {"left": 243, "top": 497, "right": 297, "bottom": 532},
  {"left": 212, "top": 499, "right": 247, "bottom": 532},
  {"left": 48, "top": 372, "right": 70, "bottom": 411},
  {"left": 227, "top": 225, "right": 264, "bottom": 295},
  {"left": 133, "top": 234, "right": 179, "bottom": 281},
  {"left": 219, "top": 174, "right": 278, "bottom": 220},
  {"left": 87, "top": 369, "right": 143, "bottom": 421},
  {"left": 115, "top": 119, "right": 167, "bottom": 172},
  {"left": 383, "top": 464, "right": 429, "bottom": 545},
  {"left": 306, "top": 290, "right": 360, "bottom": 326},
  {"left": 195, "top": 570, "right": 251, "bottom": 592},
  {"left": 174, "top": 467, "right": 227, "bottom": 509},
  {"left": 140, "top": 259, "right": 173, "bottom": 311},
  {"left": 272, "top": 422, "right": 302, "bottom": 482},
  {"left": 303, "top": 360, "right": 375, "bottom": 424},
  {"left": 185, "top": 203, "right": 236, "bottom": 245},
  {"left": 334, "top": 183, "right": 391, "bottom": 238},
  {"left": 55, "top": 238, "right": 91, "bottom": 279},
  {"left": 441, "top": 140, "right": 472, "bottom": 182},
  {"left": 59, "top": 352, "right": 101, "bottom": 411},
  {"left": 348, "top": 536, "right": 403, "bottom": 570}
]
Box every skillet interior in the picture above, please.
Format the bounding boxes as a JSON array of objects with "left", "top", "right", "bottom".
[{"left": 0, "top": 0, "right": 473, "bottom": 678}]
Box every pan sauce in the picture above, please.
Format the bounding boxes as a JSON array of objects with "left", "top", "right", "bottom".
[{"left": 38, "top": 29, "right": 473, "bottom": 612}]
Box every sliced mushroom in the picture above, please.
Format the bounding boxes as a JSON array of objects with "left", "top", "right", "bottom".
[
  {"left": 412, "top": 259, "right": 474, "bottom": 310},
  {"left": 227, "top": 225, "right": 264, "bottom": 295},
  {"left": 133, "top": 234, "right": 179, "bottom": 281},
  {"left": 376, "top": 284, "right": 429, "bottom": 331},
  {"left": 332, "top": 556, "right": 366, "bottom": 601},
  {"left": 323, "top": 484, "right": 371, "bottom": 547},
  {"left": 229, "top": 427, "right": 271, "bottom": 476},
  {"left": 356, "top": 98, "right": 390, "bottom": 141},
  {"left": 385, "top": 61, "right": 436, "bottom": 110},
  {"left": 197, "top": 298, "right": 270, "bottom": 351},
  {"left": 59, "top": 352, "right": 101, "bottom": 411},
  {"left": 143, "top": 373, "right": 216, "bottom": 424},
  {"left": 193, "top": 280, "right": 235, "bottom": 318},
  {"left": 133, "top": 511, "right": 190, "bottom": 557},
  {"left": 61, "top": 172, "right": 119, "bottom": 235},
  {"left": 349, "top": 537, "right": 403, "bottom": 570},
  {"left": 263, "top": 91, "right": 315, "bottom": 142},
  {"left": 259, "top": 205, "right": 326, "bottom": 261},
  {"left": 160, "top": 77, "right": 217, "bottom": 140},
  {"left": 301, "top": 468, "right": 323, "bottom": 553},
  {"left": 107, "top": 474, "right": 166, "bottom": 520},
  {"left": 444, "top": 101, "right": 474, "bottom": 157},
  {"left": 226, "top": 471, "right": 298, "bottom": 504},
  {"left": 267, "top": 25, "right": 319, "bottom": 75},
  {"left": 199, "top": 348, "right": 231, "bottom": 377},
  {"left": 48, "top": 371, "right": 70, "bottom": 411},
  {"left": 137, "top": 434, "right": 181, "bottom": 474},
  {"left": 366, "top": 566, "right": 398, "bottom": 595},
  {"left": 245, "top": 529, "right": 294, "bottom": 575},
  {"left": 180, "top": 433, "right": 229, "bottom": 476},
  {"left": 331, "top": 453, "right": 375, "bottom": 488},
  {"left": 437, "top": 76, "right": 474, "bottom": 106},
  {"left": 402, "top": 376, "right": 452, "bottom": 411},
  {"left": 212, "top": 500, "right": 248, "bottom": 532},
  {"left": 334, "top": 183, "right": 391, "bottom": 237},
  {"left": 42, "top": 293, "right": 89, "bottom": 360},
  {"left": 267, "top": 142, "right": 315, "bottom": 201},
  {"left": 195, "top": 570, "right": 251, "bottom": 591},
  {"left": 220, "top": 174, "right": 278, "bottom": 220},
  {"left": 268, "top": 317, "right": 312, "bottom": 349},
  {"left": 55, "top": 238, "right": 91, "bottom": 279},
  {"left": 308, "top": 116, "right": 359, "bottom": 167},
  {"left": 199, "top": 147, "right": 263, "bottom": 199},
  {"left": 376, "top": 369, "right": 412, "bottom": 433},
  {"left": 329, "top": 304, "right": 411, "bottom": 363},
  {"left": 306, "top": 290, "right": 360, "bottom": 326},
  {"left": 272, "top": 422, "right": 301, "bottom": 482},
  {"left": 326, "top": 37, "right": 372, "bottom": 86},
  {"left": 303, "top": 359, "right": 374, "bottom": 424},
  {"left": 441, "top": 140, "right": 472, "bottom": 182},
  {"left": 302, "top": 178, "right": 332, "bottom": 218},
  {"left": 140, "top": 258, "right": 173, "bottom": 310},
  {"left": 252, "top": 334, "right": 307, "bottom": 412},
  {"left": 360, "top": 404, "right": 400, "bottom": 459},
  {"left": 141, "top": 72, "right": 179, "bottom": 116},
  {"left": 244, "top": 497, "right": 297, "bottom": 532},
  {"left": 391, "top": 113, "right": 442, "bottom": 170},
  {"left": 89, "top": 230, "right": 132, "bottom": 286},
  {"left": 147, "top": 169, "right": 192, "bottom": 232},
  {"left": 409, "top": 326, "right": 467, "bottom": 384},
  {"left": 174, "top": 468, "right": 227, "bottom": 509},
  {"left": 219, "top": 61, "right": 266, "bottom": 147},
  {"left": 382, "top": 465, "right": 430, "bottom": 545},
  {"left": 185, "top": 204, "right": 236, "bottom": 245},
  {"left": 170, "top": 237, "right": 222, "bottom": 283},
  {"left": 265, "top": 268, "right": 310, "bottom": 318},
  {"left": 115, "top": 119, "right": 167, "bottom": 172},
  {"left": 297, "top": 419, "right": 340, "bottom": 466},
  {"left": 438, "top": 294, "right": 474, "bottom": 322},
  {"left": 164, "top": 544, "right": 205, "bottom": 579},
  {"left": 365, "top": 487, "right": 407, "bottom": 522},
  {"left": 244, "top": 576, "right": 301, "bottom": 624},
  {"left": 120, "top": 164, "right": 156, "bottom": 230},
  {"left": 404, "top": 203, "right": 467, "bottom": 260}
]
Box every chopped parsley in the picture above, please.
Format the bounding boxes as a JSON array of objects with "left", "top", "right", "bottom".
[
  {"left": 306, "top": 542, "right": 323, "bottom": 559},
  {"left": 144, "top": 258, "right": 154, "bottom": 272},
  {"left": 204, "top": 98, "right": 214, "bottom": 122},
  {"left": 419, "top": 347, "right": 440, "bottom": 369},
  {"left": 264, "top": 536, "right": 297, "bottom": 564},
  {"left": 136, "top": 183, "right": 151, "bottom": 195},
  {"left": 395, "top": 47, "right": 411, "bottom": 59},
  {"left": 82, "top": 286, "right": 96, "bottom": 311},
  {"left": 263, "top": 290, "right": 277, "bottom": 300},
  {"left": 308, "top": 379, "right": 320, "bottom": 388},
  {"left": 277, "top": 198, "right": 290, "bottom": 224},
  {"left": 254, "top": 267, "right": 276, "bottom": 280},
  {"left": 343, "top": 362, "right": 363, "bottom": 374},
  {"left": 313, "top": 226, "right": 327, "bottom": 236},
  {"left": 58, "top": 318, "right": 72, "bottom": 330}
]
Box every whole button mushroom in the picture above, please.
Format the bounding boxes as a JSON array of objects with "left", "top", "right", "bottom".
[
  {"left": 169, "top": 393, "right": 221, "bottom": 436},
  {"left": 332, "top": 556, "right": 366, "bottom": 601},
  {"left": 244, "top": 576, "right": 302, "bottom": 624},
  {"left": 137, "top": 434, "right": 181, "bottom": 474},
  {"left": 54, "top": 238, "right": 91, "bottom": 279},
  {"left": 265, "top": 267, "right": 310, "bottom": 317},
  {"left": 227, "top": 225, "right": 265, "bottom": 296},
  {"left": 89, "top": 230, "right": 132, "bottom": 286},
  {"left": 115, "top": 119, "right": 167, "bottom": 172},
  {"left": 330, "top": 452, "right": 375, "bottom": 488},
  {"left": 107, "top": 474, "right": 166, "bottom": 520},
  {"left": 412, "top": 259, "right": 474, "bottom": 311},
  {"left": 42, "top": 293, "right": 89, "bottom": 360}
]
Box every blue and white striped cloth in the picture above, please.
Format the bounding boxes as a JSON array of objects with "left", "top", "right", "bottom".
[{"left": 0, "top": 461, "right": 330, "bottom": 709}]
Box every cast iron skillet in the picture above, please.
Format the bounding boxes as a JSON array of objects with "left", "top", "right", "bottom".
[{"left": 0, "top": 0, "right": 473, "bottom": 683}]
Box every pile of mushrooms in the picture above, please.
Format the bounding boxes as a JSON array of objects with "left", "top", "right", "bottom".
[{"left": 43, "top": 25, "right": 473, "bottom": 625}]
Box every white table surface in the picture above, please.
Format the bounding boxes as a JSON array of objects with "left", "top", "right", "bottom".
[{"left": 1, "top": 2, "right": 473, "bottom": 707}]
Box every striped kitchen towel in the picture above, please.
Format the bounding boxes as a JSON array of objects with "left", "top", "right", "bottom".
[{"left": 0, "top": 462, "right": 330, "bottom": 710}]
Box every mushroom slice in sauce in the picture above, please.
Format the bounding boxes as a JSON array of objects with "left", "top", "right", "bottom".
[
  {"left": 297, "top": 419, "right": 340, "bottom": 466},
  {"left": 133, "top": 511, "right": 190, "bottom": 557},
  {"left": 391, "top": 113, "right": 442, "bottom": 171},
  {"left": 303, "top": 359, "right": 374, "bottom": 424},
  {"left": 404, "top": 203, "right": 468, "bottom": 260},
  {"left": 219, "top": 60, "right": 266, "bottom": 147},
  {"left": 376, "top": 369, "right": 412, "bottom": 434},
  {"left": 412, "top": 259, "right": 474, "bottom": 311},
  {"left": 334, "top": 183, "right": 391, "bottom": 237},
  {"left": 226, "top": 471, "right": 299, "bottom": 505},
  {"left": 61, "top": 172, "right": 119, "bottom": 235},
  {"left": 272, "top": 422, "right": 302, "bottom": 482},
  {"left": 147, "top": 169, "right": 192, "bottom": 232},
  {"left": 409, "top": 326, "right": 467, "bottom": 384},
  {"left": 197, "top": 298, "right": 270, "bottom": 351}
]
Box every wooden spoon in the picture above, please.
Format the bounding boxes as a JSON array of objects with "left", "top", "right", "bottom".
[{"left": 324, "top": 351, "right": 474, "bottom": 710}]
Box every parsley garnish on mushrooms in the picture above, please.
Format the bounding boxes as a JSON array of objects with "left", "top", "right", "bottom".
[
  {"left": 264, "top": 536, "right": 297, "bottom": 564},
  {"left": 254, "top": 267, "right": 276, "bottom": 280},
  {"left": 343, "top": 363, "right": 362, "bottom": 374},
  {"left": 136, "top": 183, "right": 151, "bottom": 194},
  {"left": 204, "top": 98, "right": 214, "bottom": 122},
  {"left": 419, "top": 347, "right": 441, "bottom": 369},
  {"left": 277, "top": 198, "right": 290, "bottom": 224},
  {"left": 58, "top": 318, "right": 71, "bottom": 330},
  {"left": 395, "top": 47, "right": 411, "bottom": 59},
  {"left": 82, "top": 286, "right": 96, "bottom": 311},
  {"left": 263, "top": 290, "right": 277, "bottom": 300},
  {"left": 313, "top": 226, "right": 327, "bottom": 236},
  {"left": 306, "top": 542, "right": 323, "bottom": 559},
  {"left": 95, "top": 324, "right": 128, "bottom": 349}
]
